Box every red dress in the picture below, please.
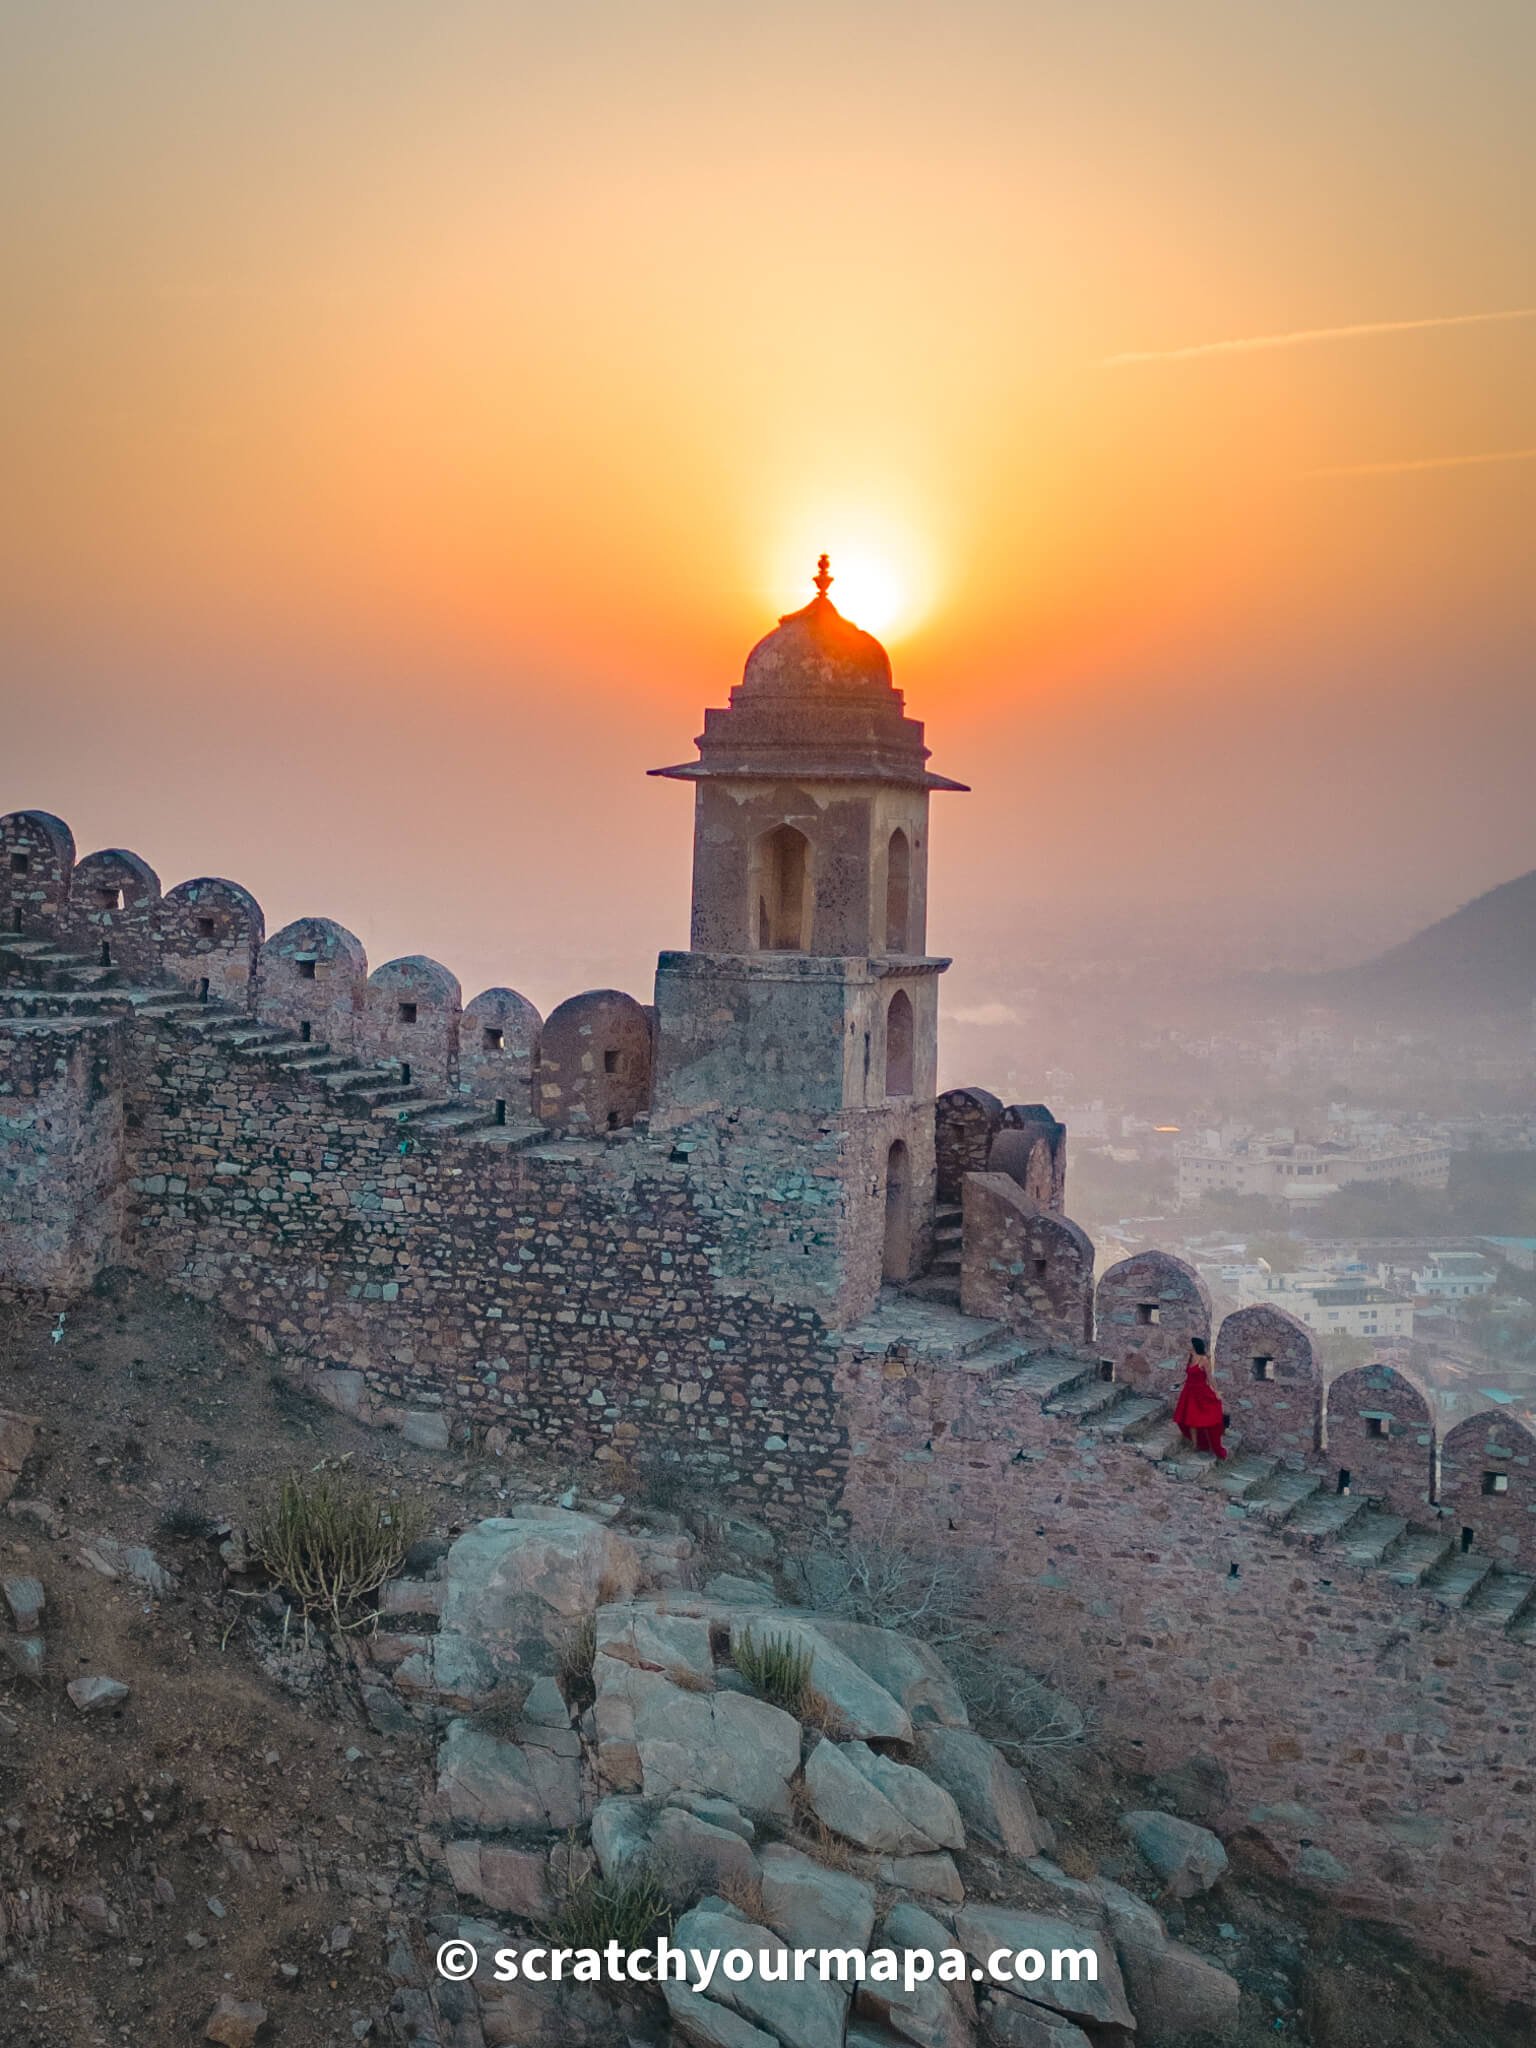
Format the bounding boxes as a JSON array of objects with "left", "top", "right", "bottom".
[{"left": 1173, "top": 1358, "right": 1227, "bottom": 1459}]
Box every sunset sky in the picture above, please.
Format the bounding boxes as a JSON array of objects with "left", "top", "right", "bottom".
[{"left": 3, "top": 2, "right": 1533, "bottom": 1015}]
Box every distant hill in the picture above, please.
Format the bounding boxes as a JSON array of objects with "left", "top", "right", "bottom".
[{"left": 1317, "top": 867, "right": 1536, "bottom": 1019}]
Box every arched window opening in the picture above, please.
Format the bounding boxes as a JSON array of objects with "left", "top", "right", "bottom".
[
  {"left": 883, "top": 1139, "right": 912, "bottom": 1282},
  {"left": 754, "top": 824, "right": 813, "bottom": 951},
  {"left": 885, "top": 989, "right": 914, "bottom": 1098},
  {"left": 885, "top": 828, "right": 911, "bottom": 953}
]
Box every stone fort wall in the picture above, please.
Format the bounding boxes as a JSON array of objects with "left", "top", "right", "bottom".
[{"left": 4, "top": 806, "right": 1536, "bottom": 1996}]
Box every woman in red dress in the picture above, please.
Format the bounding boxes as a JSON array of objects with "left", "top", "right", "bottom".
[{"left": 1173, "top": 1337, "right": 1227, "bottom": 1459}]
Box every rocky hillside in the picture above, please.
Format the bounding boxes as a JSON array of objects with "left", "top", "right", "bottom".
[
  {"left": 1315, "top": 866, "right": 1536, "bottom": 1020},
  {"left": 0, "top": 1275, "right": 1529, "bottom": 2048}
]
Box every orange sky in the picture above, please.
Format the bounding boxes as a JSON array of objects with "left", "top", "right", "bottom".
[{"left": 3, "top": 2, "right": 1533, "bottom": 1013}]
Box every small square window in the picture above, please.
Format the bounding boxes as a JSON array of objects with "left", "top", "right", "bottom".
[
  {"left": 1252, "top": 1355, "right": 1276, "bottom": 1381},
  {"left": 398, "top": 1001, "right": 418, "bottom": 1024},
  {"left": 1136, "top": 1302, "right": 1160, "bottom": 1326},
  {"left": 1366, "top": 1416, "right": 1389, "bottom": 1438},
  {"left": 297, "top": 958, "right": 317, "bottom": 980},
  {"left": 10, "top": 852, "right": 29, "bottom": 874},
  {"left": 197, "top": 916, "right": 216, "bottom": 936},
  {"left": 603, "top": 1049, "right": 620, "bottom": 1074},
  {"left": 1483, "top": 1471, "right": 1510, "bottom": 1496},
  {"left": 1033, "top": 1257, "right": 1049, "bottom": 1281},
  {"left": 483, "top": 1026, "right": 504, "bottom": 1051},
  {"left": 99, "top": 886, "right": 124, "bottom": 911}
]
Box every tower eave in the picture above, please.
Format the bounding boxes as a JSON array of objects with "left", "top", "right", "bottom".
[{"left": 648, "top": 762, "right": 970, "bottom": 792}]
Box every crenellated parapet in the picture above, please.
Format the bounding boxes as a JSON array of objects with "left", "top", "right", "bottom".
[
  {"left": 1323, "top": 1359, "right": 1436, "bottom": 1518},
  {"left": 1094, "top": 1249, "right": 1213, "bottom": 1390},
  {"left": 1214, "top": 1302, "right": 1321, "bottom": 1462},
  {"left": 537, "top": 989, "right": 653, "bottom": 1132}
]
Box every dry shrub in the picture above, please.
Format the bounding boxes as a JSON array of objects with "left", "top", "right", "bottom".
[
  {"left": 787, "top": 1775, "right": 861, "bottom": 1873},
  {"left": 251, "top": 1466, "right": 428, "bottom": 1631},
  {"left": 469, "top": 1680, "right": 532, "bottom": 1738},
  {"left": 546, "top": 1866, "right": 672, "bottom": 1951},
  {"left": 1055, "top": 1841, "right": 1098, "bottom": 1881},
  {"left": 733, "top": 1628, "right": 816, "bottom": 1716},
  {"left": 558, "top": 1612, "right": 598, "bottom": 1709},
  {"left": 715, "top": 1869, "right": 766, "bottom": 1920}
]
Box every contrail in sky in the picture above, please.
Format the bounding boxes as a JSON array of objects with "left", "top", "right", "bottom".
[
  {"left": 1101, "top": 305, "right": 1536, "bottom": 367},
  {"left": 1307, "top": 446, "right": 1536, "bottom": 478}
]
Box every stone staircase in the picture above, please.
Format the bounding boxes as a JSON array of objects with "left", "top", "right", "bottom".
[
  {"left": 0, "top": 939, "right": 542, "bottom": 1152},
  {"left": 901, "top": 1199, "right": 963, "bottom": 1306},
  {"left": 841, "top": 1291, "right": 1536, "bottom": 1647}
]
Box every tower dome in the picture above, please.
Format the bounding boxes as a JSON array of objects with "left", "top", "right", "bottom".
[
  {"left": 739, "top": 555, "right": 893, "bottom": 698},
  {"left": 650, "top": 556, "right": 965, "bottom": 791}
]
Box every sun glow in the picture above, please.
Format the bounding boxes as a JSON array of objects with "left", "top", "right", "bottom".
[{"left": 765, "top": 520, "right": 937, "bottom": 642}]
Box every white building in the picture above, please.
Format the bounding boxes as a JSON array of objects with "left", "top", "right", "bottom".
[
  {"left": 1412, "top": 1253, "right": 1496, "bottom": 1300},
  {"left": 1176, "top": 1128, "right": 1450, "bottom": 1208},
  {"left": 1235, "top": 1267, "right": 1414, "bottom": 1342}
]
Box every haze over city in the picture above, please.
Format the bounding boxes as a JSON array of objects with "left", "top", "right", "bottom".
[{"left": 4, "top": 1, "right": 1534, "bottom": 1017}]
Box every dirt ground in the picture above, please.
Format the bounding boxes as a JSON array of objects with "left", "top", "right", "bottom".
[{"left": 1, "top": 1272, "right": 1531, "bottom": 2048}]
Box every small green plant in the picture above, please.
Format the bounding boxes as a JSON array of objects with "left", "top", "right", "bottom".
[
  {"left": 557, "top": 1612, "right": 598, "bottom": 1709},
  {"left": 156, "top": 1499, "right": 216, "bottom": 1543},
  {"left": 546, "top": 1867, "right": 672, "bottom": 1951},
  {"left": 733, "top": 1628, "right": 816, "bottom": 1716},
  {"left": 251, "top": 1466, "right": 428, "bottom": 1631}
]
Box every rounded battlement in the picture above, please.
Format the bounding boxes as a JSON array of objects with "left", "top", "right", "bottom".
[
  {"left": 0, "top": 809, "right": 75, "bottom": 936},
  {"left": 538, "top": 989, "right": 653, "bottom": 1132},
  {"left": 989, "top": 1104, "right": 1067, "bottom": 1215},
  {"left": 361, "top": 955, "right": 462, "bottom": 1093},
  {"left": 1323, "top": 1360, "right": 1435, "bottom": 1517},
  {"left": 259, "top": 916, "right": 369, "bottom": 1049},
  {"left": 67, "top": 848, "right": 163, "bottom": 977},
  {"left": 460, "top": 987, "right": 542, "bottom": 1113},
  {"left": 935, "top": 1087, "right": 1003, "bottom": 1202},
  {"left": 156, "top": 877, "right": 264, "bottom": 1010},
  {"left": 1435, "top": 1409, "right": 1536, "bottom": 1568},
  {"left": 1095, "top": 1250, "right": 1212, "bottom": 1389},
  {"left": 1215, "top": 1303, "right": 1321, "bottom": 1461}
]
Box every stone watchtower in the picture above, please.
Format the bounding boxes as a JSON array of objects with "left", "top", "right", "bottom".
[{"left": 650, "top": 559, "right": 966, "bottom": 1321}]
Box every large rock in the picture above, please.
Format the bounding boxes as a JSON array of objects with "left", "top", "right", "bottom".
[
  {"left": 670, "top": 1905, "right": 846, "bottom": 2048},
  {"left": 1, "top": 1576, "right": 44, "bottom": 1633},
  {"left": 731, "top": 1616, "right": 913, "bottom": 1743},
  {"left": 921, "top": 1727, "right": 1047, "bottom": 1857},
  {"left": 856, "top": 1903, "right": 976, "bottom": 2048},
  {"left": 1114, "top": 1936, "right": 1241, "bottom": 2046},
  {"left": 977, "top": 1994, "right": 1093, "bottom": 2047},
  {"left": 597, "top": 1602, "right": 715, "bottom": 1684},
  {"left": 666, "top": 1988, "right": 780, "bottom": 2048},
  {"left": 0, "top": 1410, "right": 37, "bottom": 1510},
  {"left": 873, "top": 1852, "right": 964, "bottom": 1904},
  {"left": 590, "top": 1795, "right": 657, "bottom": 1880},
  {"left": 1120, "top": 1810, "right": 1228, "bottom": 1899},
  {"left": 631, "top": 1670, "right": 801, "bottom": 1818},
  {"left": 204, "top": 1997, "right": 268, "bottom": 2046},
  {"left": 650, "top": 1805, "right": 760, "bottom": 1899},
  {"left": 810, "top": 1618, "right": 969, "bottom": 1728},
  {"left": 444, "top": 1838, "right": 551, "bottom": 1918},
  {"left": 439, "top": 1511, "right": 644, "bottom": 1658},
  {"left": 436, "top": 1719, "right": 584, "bottom": 1832},
  {"left": 804, "top": 1741, "right": 965, "bottom": 1855},
  {"left": 759, "top": 1843, "right": 877, "bottom": 1950},
  {"left": 1146, "top": 1754, "right": 1230, "bottom": 1823},
  {"left": 68, "top": 1675, "right": 129, "bottom": 1714},
  {"left": 953, "top": 1907, "right": 1132, "bottom": 2033}
]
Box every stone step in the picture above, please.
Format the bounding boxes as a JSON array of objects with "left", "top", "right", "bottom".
[
  {"left": 1281, "top": 1491, "right": 1370, "bottom": 1546},
  {"left": 221, "top": 1028, "right": 300, "bottom": 1052},
  {"left": 265, "top": 1044, "right": 348, "bottom": 1071},
  {"left": 320, "top": 1066, "right": 403, "bottom": 1094},
  {"left": 1506, "top": 1596, "right": 1536, "bottom": 1645},
  {"left": 1243, "top": 1468, "right": 1324, "bottom": 1524},
  {"left": 1002, "top": 1353, "right": 1101, "bottom": 1405},
  {"left": 1090, "top": 1392, "right": 1169, "bottom": 1441},
  {"left": 1467, "top": 1568, "right": 1536, "bottom": 1628},
  {"left": 1046, "top": 1376, "right": 1127, "bottom": 1423},
  {"left": 929, "top": 1250, "right": 961, "bottom": 1276},
  {"left": 1328, "top": 1509, "right": 1409, "bottom": 1570},
  {"left": 1380, "top": 1527, "right": 1457, "bottom": 1586},
  {"left": 902, "top": 1273, "right": 962, "bottom": 1307},
  {"left": 0, "top": 937, "right": 58, "bottom": 956},
  {"left": 1126, "top": 1416, "right": 1188, "bottom": 1463},
  {"left": 934, "top": 1217, "right": 963, "bottom": 1244},
  {"left": 1422, "top": 1548, "right": 1496, "bottom": 1610},
  {"left": 405, "top": 1101, "right": 504, "bottom": 1133},
  {"left": 1200, "top": 1451, "right": 1279, "bottom": 1499},
  {"left": 453, "top": 1120, "right": 549, "bottom": 1152}
]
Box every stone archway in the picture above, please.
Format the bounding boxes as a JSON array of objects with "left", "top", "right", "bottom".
[{"left": 883, "top": 1139, "right": 913, "bottom": 1282}]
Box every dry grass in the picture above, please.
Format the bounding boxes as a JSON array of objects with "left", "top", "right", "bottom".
[
  {"left": 714, "top": 1869, "right": 766, "bottom": 1920},
  {"left": 664, "top": 1662, "right": 715, "bottom": 1693},
  {"left": 557, "top": 1612, "right": 598, "bottom": 1709},
  {"left": 250, "top": 1464, "right": 428, "bottom": 1631}
]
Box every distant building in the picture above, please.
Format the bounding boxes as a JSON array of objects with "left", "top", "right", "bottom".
[
  {"left": 1176, "top": 1127, "right": 1450, "bottom": 1208},
  {"left": 1412, "top": 1253, "right": 1497, "bottom": 1300},
  {"left": 1235, "top": 1267, "right": 1414, "bottom": 1341},
  {"left": 1482, "top": 1236, "right": 1536, "bottom": 1274}
]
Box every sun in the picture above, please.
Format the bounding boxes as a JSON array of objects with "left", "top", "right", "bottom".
[{"left": 765, "top": 520, "right": 935, "bottom": 642}]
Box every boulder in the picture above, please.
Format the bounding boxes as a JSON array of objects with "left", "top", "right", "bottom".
[
  {"left": 204, "top": 1997, "right": 268, "bottom": 2046},
  {"left": 597, "top": 1602, "right": 715, "bottom": 1684},
  {"left": 977, "top": 1994, "right": 1093, "bottom": 2047},
  {"left": 1114, "top": 1937, "right": 1241, "bottom": 2046},
  {"left": 874, "top": 1852, "right": 964, "bottom": 1904},
  {"left": 633, "top": 1671, "right": 801, "bottom": 1818},
  {"left": 436, "top": 1719, "right": 584, "bottom": 1832},
  {"left": 68, "top": 1675, "right": 129, "bottom": 1714},
  {"left": 651, "top": 1805, "right": 760, "bottom": 1899},
  {"left": 1146, "top": 1754, "right": 1230, "bottom": 1824},
  {"left": 809, "top": 1618, "right": 970, "bottom": 1728},
  {"left": 668, "top": 1793, "right": 756, "bottom": 1842},
  {"left": 439, "top": 1511, "right": 644, "bottom": 1657},
  {"left": 731, "top": 1616, "right": 913, "bottom": 1742},
  {"left": 666, "top": 1986, "right": 780, "bottom": 2048},
  {"left": 401, "top": 1409, "right": 451, "bottom": 1450},
  {"left": 921, "top": 1727, "right": 1047, "bottom": 1857},
  {"left": 1, "top": 1575, "right": 44, "bottom": 1633},
  {"left": 856, "top": 1903, "right": 976, "bottom": 2048},
  {"left": 758, "top": 1843, "right": 877, "bottom": 1950},
  {"left": 591, "top": 1796, "right": 657, "bottom": 1880},
  {"left": 671, "top": 1904, "right": 846, "bottom": 2048},
  {"left": 393, "top": 1629, "right": 501, "bottom": 1707},
  {"left": 705, "top": 1573, "right": 776, "bottom": 1605},
  {"left": 954, "top": 1907, "right": 1132, "bottom": 2033},
  {"left": 804, "top": 1741, "right": 965, "bottom": 1855},
  {"left": 443, "top": 1838, "right": 551, "bottom": 1918},
  {"left": 1119, "top": 1810, "right": 1227, "bottom": 1900}
]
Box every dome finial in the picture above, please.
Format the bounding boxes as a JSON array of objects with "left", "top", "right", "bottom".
[{"left": 813, "top": 553, "right": 833, "bottom": 598}]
